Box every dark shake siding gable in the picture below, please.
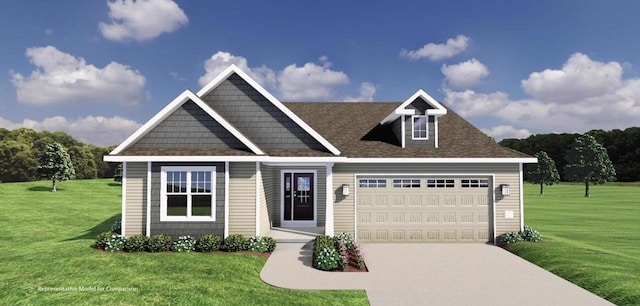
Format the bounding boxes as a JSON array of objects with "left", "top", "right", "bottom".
[
  {"left": 128, "top": 100, "right": 250, "bottom": 151},
  {"left": 149, "top": 162, "right": 226, "bottom": 239},
  {"left": 200, "top": 73, "right": 327, "bottom": 151},
  {"left": 404, "top": 115, "right": 436, "bottom": 148}
]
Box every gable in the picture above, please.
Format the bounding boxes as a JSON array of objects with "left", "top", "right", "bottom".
[
  {"left": 200, "top": 73, "right": 327, "bottom": 152},
  {"left": 405, "top": 97, "right": 435, "bottom": 113},
  {"left": 128, "top": 100, "right": 250, "bottom": 151}
]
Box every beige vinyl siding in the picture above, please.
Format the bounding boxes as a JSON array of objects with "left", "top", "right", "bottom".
[
  {"left": 265, "top": 166, "right": 326, "bottom": 227},
  {"left": 258, "top": 166, "right": 270, "bottom": 236},
  {"left": 124, "top": 162, "right": 147, "bottom": 237},
  {"left": 333, "top": 163, "right": 522, "bottom": 238},
  {"left": 228, "top": 162, "right": 256, "bottom": 236}
]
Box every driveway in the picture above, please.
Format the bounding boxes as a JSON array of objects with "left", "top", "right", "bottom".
[{"left": 260, "top": 243, "right": 613, "bottom": 306}]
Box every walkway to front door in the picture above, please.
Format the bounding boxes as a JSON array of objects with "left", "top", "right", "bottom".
[{"left": 281, "top": 171, "right": 316, "bottom": 227}]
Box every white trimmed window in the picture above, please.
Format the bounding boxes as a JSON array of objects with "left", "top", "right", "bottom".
[
  {"left": 161, "top": 166, "right": 216, "bottom": 221},
  {"left": 393, "top": 179, "right": 421, "bottom": 188},
  {"left": 359, "top": 179, "right": 387, "bottom": 188},
  {"left": 426, "top": 178, "right": 455, "bottom": 188},
  {"left": 461, "top": 178, "right": 489, "bottom": 188},
  {"left": 412, "top": 115, "right": 428, "bottom": 140}
]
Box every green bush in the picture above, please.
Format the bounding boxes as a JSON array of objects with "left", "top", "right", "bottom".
[
  {"left": 173, "top": 236, "right": 196, "bottom": 252},
  {"left": 521, "top": 225, "right": 543, "bottom": 242},
  {"left": 313, "top": 247, "right": 341, "bottom": 271},
  {"left": 124, "top": 234, "right": 148, "bottom": 252},
  {"left": 313, "top": 235, "right": 334, "bottom": 255},
  {"left": 262, "top": 236, "right": 277, "bottom": 253},
  {"left": 105, "top": 234, "right": 126, "bottom": 252},
  {"left": 196, "top": 234, "right": 222, "bottom": 252},
  {"left": 95, "top": 231, "right": 112, "bottom": 249},
  {"left": 110, "top": 220, "right": 121, "bottom": 234},
  {"left": 147, "top": 234, "right": 172, "bottom": 252},
  {"left": 498, "top": 231, "right": 524, "bottom": 245},
  {"left": 247, "top": 236, "right": 268, "bottom": 253},
  {"left": 333, "top": 232, "right": 354, "bottom": 248},
  {"left": 224, "top": 234, "right": 247, "bottom": 252}
]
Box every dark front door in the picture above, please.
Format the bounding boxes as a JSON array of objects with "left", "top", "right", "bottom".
[{"left": 283, "top": 172, "right": 314, "bottom": 221}]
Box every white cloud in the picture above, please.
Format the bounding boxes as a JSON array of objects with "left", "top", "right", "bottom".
[
  {"left": 198, "top": 51, "right": 276, "bottom": 88},
  {"left": 445, "top": 53, "right": 640, "bottom": 135},
  {"left": 441, "top": 58, "right": 489, "bottom": 89},
  {"left": 11, "top": 46, "right": 146, "bottom": 106},
  {"left": 278, "top": 62, "right": 349, "bottom": 100},
  {"left": 521, "top": 53, "right": 622, "bottom": 103},
  {"left": 400, "top": 35, "right": 469, "bottom": 61},
  {"left": 0, "top": 115, "right": 141, "bottom": 146},
  {"left": 443, "top": 89, "right": 510, "bottom": 117},
  {"left": 481, "top": 125, "right": 532, "bottom": 141},
  {"left": 99, "top": 0, "right": 188, "bottom": 42},
  {"left": 45, "top": 28, "right": 53, "bottom": 35},
  {"left": 344, "top": 82, "right": 376, "bottom": 102}
]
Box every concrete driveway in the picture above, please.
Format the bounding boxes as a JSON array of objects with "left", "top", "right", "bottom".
[{"left": 260, "top": 243, "right": 613, "bottom": 306}]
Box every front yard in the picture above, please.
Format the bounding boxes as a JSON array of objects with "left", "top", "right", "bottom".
[
  {"left": 0, "top": 179, "right": 368, "bottom": 305},
  {"left": 507, "top": 182, "right": 640, "bottom": 305}
]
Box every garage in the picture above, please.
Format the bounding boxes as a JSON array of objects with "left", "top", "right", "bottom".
[{"left": 356, "top": 176, "right": 493, "bottom": 242}]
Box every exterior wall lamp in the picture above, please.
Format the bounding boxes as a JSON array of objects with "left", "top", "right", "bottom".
[
  {"left": 342, "top": 184, "right": 350, "bottom": 196},
  {"left": 501, "top": 184, "right": 510, "bottom": 196}
]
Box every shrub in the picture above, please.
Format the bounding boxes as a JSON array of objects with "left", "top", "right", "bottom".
[
  {"left": 105, "top": 234, "right": 126, "bottom": 252},
  {"left": 247, "top": 236, "right": 268, "bottom": 253},
  {"left": 173, "top": 236, "right": 196, "bottom": 252},
  {"left": 147, "top": 234, "right": 172, "bottom": 252},
  {"left": 95, "top": 231, "right": 112, "bottom": 249},
  {"left": 313, "top": 235, "right": 334, "bottom": 255},
  {"left": 224, "top": 234, "right": 247, "bottom": 252},
  {"left": 498, "top": 231, "right": 524, "bottom": 245},
  {"left": 197, "top": 234, "right": 222, "bottom": 252},
  {"left": 110, "top": 220, "right": 121, "bottom": 234},
  {"left": 337, "top": 239, "right": 349, "bottom": 271},
  {"left": 521, "top": 225, "right": 543, "bottom": 242},
  {"left": 333, "top": 232, "right": 354, "bottom": 248},
  {"left": 351, "top": 240, "right": 366, "bottom": 270},
  {"left": 262, "top": 236, "right": 277, "bottom": 253},
  {"left": 313, "top": 247, "right": 341, "bottom": 271},
  {"left": 124, "top": 234, "right": 148, "bottom": 252}
]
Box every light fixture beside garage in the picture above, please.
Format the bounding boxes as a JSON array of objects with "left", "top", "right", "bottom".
[
  {"left": 342, "top": 184, "right": 350, "bottom": 196},
  {"left": 501, "top": 184, "right": 510, "bottom": 196}
]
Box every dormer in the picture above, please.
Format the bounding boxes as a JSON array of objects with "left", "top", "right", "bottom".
[{"left": 380, "top": 89, "right": 447, "bottom": 148}]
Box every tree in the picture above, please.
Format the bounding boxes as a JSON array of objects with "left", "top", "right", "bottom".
[
  {"left": 36, "top": 143, "right": 76, "bottom": 192},
  {"left": 529, "top": 151, "right": 560, "bottom": 195},
  {"left": 564, "top": 134, "right": 616, "bottom": 197},
  {"left": 0, "top": 140, "right": 37, "bottom": 182},
  {"left": 113, "top": 163, "right": 123, "bottom": 183},
  {"left": 67, "top": 145, "right": 98, "bottom": 179}
]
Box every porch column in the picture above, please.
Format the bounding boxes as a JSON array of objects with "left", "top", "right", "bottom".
[{"left": 325, "top": 163, "right": 335, "bottom": 236}]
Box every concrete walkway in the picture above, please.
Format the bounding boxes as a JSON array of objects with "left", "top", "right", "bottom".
[{"left": 260, "top": 243, "right": 614, "bottom": 306}]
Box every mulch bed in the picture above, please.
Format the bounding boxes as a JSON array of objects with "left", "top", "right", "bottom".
[
  {"left": 94, "top": 248, "right": 271, "bottom": 258},
  {"left": 329, "top": 254, "right": 368, "bottom": 272}
]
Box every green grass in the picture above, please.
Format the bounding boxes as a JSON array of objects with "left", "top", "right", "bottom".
[
  {"left": 508, "top": 182, "right": 640, "bottom": 305},
  {"left": 0, "top": 179, "right": 368, "bottom": 306}
]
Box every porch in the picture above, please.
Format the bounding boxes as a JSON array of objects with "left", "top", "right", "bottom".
[{"left": 266, "top": 227, "right": 325, "bottom": 243}]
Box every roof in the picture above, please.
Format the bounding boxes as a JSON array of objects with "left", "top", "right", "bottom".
[{"left": 284, "top": 102, "right": 532, "bottom": 159}]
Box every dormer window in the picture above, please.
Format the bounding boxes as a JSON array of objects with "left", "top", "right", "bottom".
[{"left": 412, "top": 115, "right": 428, "bottom": 140}]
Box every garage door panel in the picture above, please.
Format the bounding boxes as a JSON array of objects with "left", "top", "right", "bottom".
[{"left": 357, "top": 176, "right": 492, "bottom": 243}]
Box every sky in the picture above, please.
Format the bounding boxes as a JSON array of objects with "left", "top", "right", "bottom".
[{"left": 1, "top": 0, "right": 640, "bottom": 146}]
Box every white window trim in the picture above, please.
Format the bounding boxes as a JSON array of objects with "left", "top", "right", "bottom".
[
  {"left": 411, "top": 115, "right": 428, "bottom": 140},
  {"left": 160, "top": 166, "right": 216, "bottom": 222}
]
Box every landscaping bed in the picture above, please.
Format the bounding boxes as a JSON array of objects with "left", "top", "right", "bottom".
[{"left": 312, "top": 233, "right": 367, "bottom": 272}]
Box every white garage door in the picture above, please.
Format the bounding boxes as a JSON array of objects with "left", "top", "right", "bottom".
[{"left": 356, "top": 176, "right": 492, "bottom": 242}]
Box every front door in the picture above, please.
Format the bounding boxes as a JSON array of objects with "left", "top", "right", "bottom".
[{"left": 282, "top": 172, "right": 315, "bottom": 226}]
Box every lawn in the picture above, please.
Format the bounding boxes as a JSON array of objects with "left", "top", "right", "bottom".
[
  {"left": 508, "top": 182, "right": 640, "bottom": 305},
  {"left": 0, "top": 179, "right": 368, "bottom": 306}
]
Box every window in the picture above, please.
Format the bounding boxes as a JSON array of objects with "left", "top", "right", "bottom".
[
  {"left": 461, "top": 178, "right": 489, "bottom": 188},
  {"left": 393, "top": 179, "right": 421, "bottom": 188},
  {"left": 412, "top": 115, "right": 428, "bottom": 140},
  {"left": 359, "top": 179, "right": 387, "bottom": 188},
  {"left": 161, "top": 166, "right": 216, "bottom": 221},
  {"left": 426, "top": 178, "right": 455, "bottom": 188}
]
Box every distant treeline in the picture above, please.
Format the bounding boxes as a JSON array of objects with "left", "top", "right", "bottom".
[
  {"left": 0, "top": 128, "right": 118, "bottom": 182},
  {"left": 500, "top": 127, "right": 640, "bottom": 182}
]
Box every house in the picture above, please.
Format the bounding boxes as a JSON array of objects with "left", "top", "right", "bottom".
[{"left": 104, "top": 64, "right": 536, "bottom": 244}]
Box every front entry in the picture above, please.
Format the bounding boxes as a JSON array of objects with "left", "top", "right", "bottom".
[{"left": 281, "top": 171, "right": 315, "bottom": 227}]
